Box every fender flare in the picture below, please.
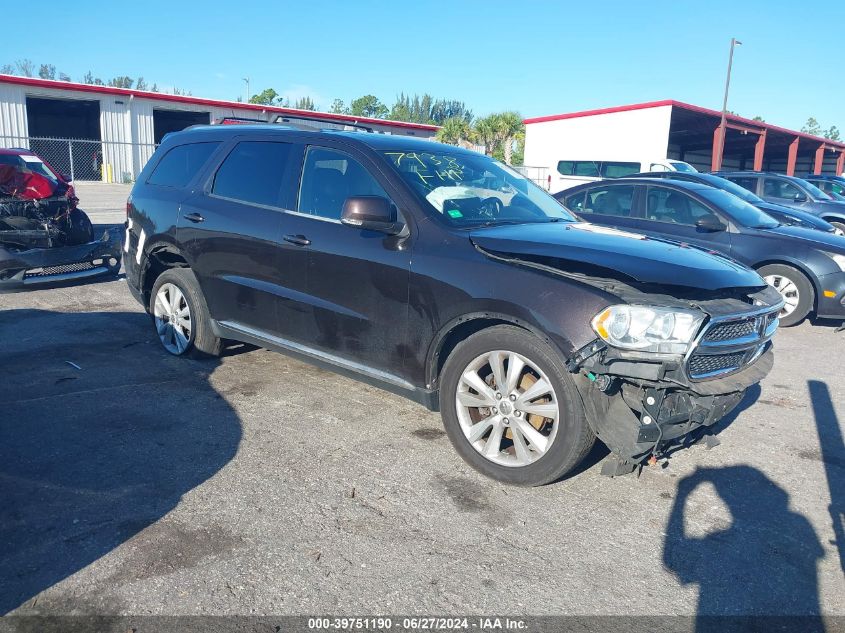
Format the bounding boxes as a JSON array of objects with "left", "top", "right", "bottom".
[{"left": 424, "top": 310, "right": 575, "bottom": 389}]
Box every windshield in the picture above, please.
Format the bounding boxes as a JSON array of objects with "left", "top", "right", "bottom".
[
  {"left": 698, "top": 188, "right": 779, "bottom": 228},
  {"left": 697, "top": 173, "right": 764, "bottom": 203},
  {"left": 0, "top": 154, "right": 60, "bottom": 183},
  {"left": 381, "top": 150, "right": 575, "bottom": 226},
  {"left": 670, "top": 161, "right": 697, "bottom": 173}
]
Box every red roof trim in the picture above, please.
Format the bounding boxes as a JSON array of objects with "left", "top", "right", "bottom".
[
  {"left": 522, "top": 100, "right": 676, "bottom": 124},
  {"left": 524, "top": 99, "right": 845, "bottom": 150},
  {"left": 0, "top": 74, "right": 439, "bottom": 132}
]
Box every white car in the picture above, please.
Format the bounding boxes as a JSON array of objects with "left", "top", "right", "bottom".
[{"left": 553, "top": 158, "right": 697, "bottom": 193}]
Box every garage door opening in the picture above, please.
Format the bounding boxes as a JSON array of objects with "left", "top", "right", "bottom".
[
  {"left": 153, "top": 110, "right": 210, "bottom": 143},
  {"left": 26, "top": 97, "right": 102, "bottom": 181}
]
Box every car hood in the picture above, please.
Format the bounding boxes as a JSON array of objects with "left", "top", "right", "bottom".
[
  {"left": 760, "top": 224, "right": 845, "bottom": 252},
  {"left": 469, "top": 222, "right": 764, "bottom": 291},
  {"left": 756, "top": 202, "right": 834, "bottom": 230}
]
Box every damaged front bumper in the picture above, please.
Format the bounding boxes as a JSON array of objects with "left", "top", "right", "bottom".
[
  {"left": 0, "top": 227, "right": 123, "bottom": 291},
  {"left": 568, "top": 301, "right": 781, "bottom": 473}
]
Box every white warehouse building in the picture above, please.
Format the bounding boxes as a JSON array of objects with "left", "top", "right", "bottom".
[
  {"left": 524, "top": 100, "right": 845, "bottom": 193},
  {"left": 0, "top": 74, "right": 438, "bottom": 182}
]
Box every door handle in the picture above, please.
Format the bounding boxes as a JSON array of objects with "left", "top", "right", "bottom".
[
  {"left": 184, "top": 212, "right": 205, "bottom": 223},
  {"left": 283, "top": 234, "right": 311, "bottom": 246}
]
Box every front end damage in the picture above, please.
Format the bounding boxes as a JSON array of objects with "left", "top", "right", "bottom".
[
  {"left": 0, "top": 227, "right": 122, "bottom": 290},
  {"left": 0, "top": 166, "right": 122, "bottom": 290},
  {"left": 567, "top": 286, "right": 783, "bottom": 475}
]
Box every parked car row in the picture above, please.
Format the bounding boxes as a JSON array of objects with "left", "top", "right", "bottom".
[
  {"left": 556, "top": 176, "right": 845, "bottom": 327},
  {"left": 715, "top": 171, "right": 845, "bottom": 233}
]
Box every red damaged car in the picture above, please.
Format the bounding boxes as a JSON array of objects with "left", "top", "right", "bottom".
[{"left": 0, "top": 148, "right": 122, "bottom": 289}]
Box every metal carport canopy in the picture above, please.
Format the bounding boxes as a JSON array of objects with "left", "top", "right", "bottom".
[{"left": 525, "top": 99, "right": 845, "bottom": 176}]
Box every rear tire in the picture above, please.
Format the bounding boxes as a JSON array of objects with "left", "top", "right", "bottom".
[
  {"left": 149, "top": 267, "right": 222, "bottom": 358},
  {"left": 758, "top": 264, "right": 814, "bottom": 327},
  {"left": 439, "top": 325, "right": 594, "bottom": 486}
]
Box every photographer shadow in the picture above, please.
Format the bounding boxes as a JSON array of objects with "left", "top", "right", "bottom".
[{"left": 663, "top": 465, "right": 825, "bottom": 632}]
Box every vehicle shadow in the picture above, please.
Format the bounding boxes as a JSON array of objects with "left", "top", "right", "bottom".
[
  {"left": 808, "top": 316, "right": 845, "bottom": 331},
  {"left": 807, "top": 380, "right": 845, "bottom": 575},
  {"left": 0, "top": 308, "right": 242, "bottom": 614},
  {"left": 663, "top": 465, "right": 825, "bottom": 632}
]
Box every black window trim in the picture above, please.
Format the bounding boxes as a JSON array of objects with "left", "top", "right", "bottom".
[
  {"left": 292, "top": 144, "right": 398, "bottom": 226},
  {"left": 764, "top": 176, "right": 805, "bottom": 200},
  {"left": 640, "top": 184, "right": 730, "bottom": 229},
  {"left": 578, "top": 182, "right": 640, "bottom": 218},
  {"left": 204, "top": 137, "right": 298, "bottom": 212}
]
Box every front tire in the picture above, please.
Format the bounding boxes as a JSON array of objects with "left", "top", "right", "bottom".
[
  {"left": 149, "top": 268, "right": 222, "bottom": 357},
  {"left": 440, "top": 325, "right": 594, "bottom": 486},
  {"left": 759, "top": 264, "right": 814, "bottom": 327}
]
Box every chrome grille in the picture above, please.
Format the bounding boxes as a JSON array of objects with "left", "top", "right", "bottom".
[
  {"left": 686, "top": 305, "right": 782, "bottom": 380},
  {"left": 688, "top": 351, "right": 749, "bottom": 377},
  {"left": 702, "top": 317, "right": 758, "bottom": 343}
]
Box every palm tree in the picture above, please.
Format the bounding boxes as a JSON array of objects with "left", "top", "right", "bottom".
[
  {"left": 495, "top": 111, "right": 524, "bottom": 165},
  {"left": 436, "top": 117, "right": 473, "bottom": 147},
  {"left": 473, "top": 114, "right": 501, "bottom": 156}
]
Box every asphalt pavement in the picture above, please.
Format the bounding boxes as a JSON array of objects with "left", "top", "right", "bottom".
[{"left": 0, "top": 197, "right": 842, "bottom": 623}]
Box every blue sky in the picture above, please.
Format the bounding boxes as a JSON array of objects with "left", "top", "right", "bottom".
[{"left": 5, "top": 0, "right": 843, "bottom": 131}]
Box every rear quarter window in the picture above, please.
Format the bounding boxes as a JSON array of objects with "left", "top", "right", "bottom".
[
  {"left": 728, "top": 176, "right": 759, "bottom": 193},
  {"left": 147, "top": 142, "right": 220, "bottom": 188}
]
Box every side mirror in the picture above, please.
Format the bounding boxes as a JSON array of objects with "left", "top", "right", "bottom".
[
  {"left": 60, "top": 172, "right": 72, "bottom": 182},
  {"left": 793, "top": 193, "right": 808, "bottom": 203},
  {"left": 696, "top": 215, "right": 727, "bottom": 232},
  {"left": 340, "top": 196, "right": 402, "bottom": 235}
]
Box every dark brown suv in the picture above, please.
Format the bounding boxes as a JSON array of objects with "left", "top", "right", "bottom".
[{"left": 125, "top": 125, "right": 782, "bottom": 485}]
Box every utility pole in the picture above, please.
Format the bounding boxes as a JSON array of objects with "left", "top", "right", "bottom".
[
  {"left": 714, "top": 38, "right": 742, "bottom": 171},
  {"left": 242, "top": 77, "right": 250, "bottom": 103}
]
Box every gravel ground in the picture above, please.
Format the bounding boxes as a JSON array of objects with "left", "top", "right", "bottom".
[{"left": 0, "top": 208, "right": 843, "bottom": 621}]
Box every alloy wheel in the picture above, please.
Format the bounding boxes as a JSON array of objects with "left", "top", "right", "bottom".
[
  {"left": 764, "top": 274, "right": 800, "bottom": 317},
  {"left": 455, "top": 350, "right": 560, "bottom": 467},
  {"left": 153, "top": 282, "right": 192, "bottom": 354}
]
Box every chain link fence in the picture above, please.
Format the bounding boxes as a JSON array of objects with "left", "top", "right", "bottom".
[{"left": 1, "top": 136, "right": 158, "bottom": 183}]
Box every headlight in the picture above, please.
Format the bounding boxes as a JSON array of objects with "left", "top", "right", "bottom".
[
  {"left": 830, "top": 253, "right": 845, "bottom": 272},
  {"left": 834, "top": 228, "right": 845, "bottom": 237},
  {"left": 592, "top": 305, "right": 706, "bottom": 354}
]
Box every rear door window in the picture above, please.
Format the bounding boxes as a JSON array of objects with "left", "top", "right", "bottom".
[
  {"left": 147, "top": 142, "right": 220, "bottom": 188},
  {"left": 582, "top": 184, "right": 636, "bottom": 216},
  {"left": 297, "top": 147, "right": 390, "bottom": 221},
  {"left": 211, "top": 141, "right": 293, "bottom": 207}
]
